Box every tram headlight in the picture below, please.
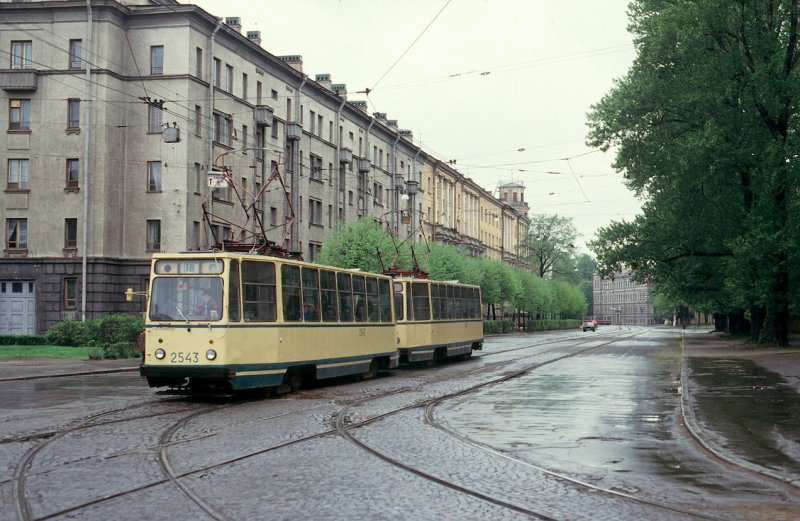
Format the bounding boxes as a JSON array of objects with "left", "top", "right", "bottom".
[
  {"left": 155, "top": 348, "right": 166, "bottom": 360},
  {"left": 206, "top": 349, "right": 217, "bottom": 361}
]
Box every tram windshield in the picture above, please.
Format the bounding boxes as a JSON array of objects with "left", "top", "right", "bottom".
[{"left": 149, "top": 277, "right": 224, "bottom": 322}]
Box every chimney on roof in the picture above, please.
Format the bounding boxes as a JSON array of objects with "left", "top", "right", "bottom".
[
  {"left": 399, "top": 129, "right": 413, "bottom": 141},
  {"left": 348, "top": 100, "right": 368, "bottom": 112},
  {"left": 315, "top": 74, "right": 332, "bottom": 91},
  {"left": 246, "top": 30, "right": 262, "bottom": 46},
  {"left": 225, "top": 17, "right": 242, "bottom": 33},
  {"left": 278, "top": 55, "right": 303, "bottom": 73},
  {"left": 373, "top": 112, "right": 387, "bottom": 121},
  {"left": 331, "top": 83, "right": 347, "bottom": 99},
  {"left": 387, "top": 119, "right": 398, "bottom": 128}
]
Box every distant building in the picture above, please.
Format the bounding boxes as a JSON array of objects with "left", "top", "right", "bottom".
[{"left": 593, "top": 270, "right": 655, "bottom": 325}]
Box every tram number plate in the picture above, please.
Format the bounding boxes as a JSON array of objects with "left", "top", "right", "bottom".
[
  {"left": 170, "top": 351, "right": 200, "bottom": 363},
  {"left": 358, "top": 328, "right": 366, "bottom": 337}
]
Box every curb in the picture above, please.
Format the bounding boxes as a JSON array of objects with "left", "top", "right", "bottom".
[{"left": 0, "top": 366, "right": 139, "bottom": 383}]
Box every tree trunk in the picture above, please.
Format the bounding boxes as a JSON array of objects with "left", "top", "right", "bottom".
[{"left": 749, "top": 305, "right": 765, "bottom": 342}]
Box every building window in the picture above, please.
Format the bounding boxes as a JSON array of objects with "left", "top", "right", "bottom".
[
  {"left": 147, "top": 161, "right": 162, "bottom": 192},
  {"left": 67, "top": 99, "right": 80, "bottom": 129},
  {"left": 146, "top": 220, "right": 161, "bottom": 251},
  {"left": 6, "top": 218, "right": 27, "bottom": 249},
  {"left": 270, "top": 207, "right": 277, "bottom": 226},
  {"left": 256, "top": 81, "right": 263, "bottom": 104},
  {"left": 66, "top": 158, "right": 79, "bottom": 190},
  {"left": 308, "top": 242, "right": 321, "bottom": 262},
  {"left": 242, "top": 124, "right": 248, "bottom": 151},
  {"left": 318, "top": 114, "right": 323, "bottom": 137},
  {"left": 148, "top": 104, "right": 163, "bottom": 133},
  {"left": 195, "top": 47, "right": 203, "bottom": 78},
  {"left": 11, "top": 41, "right": 32, "bottom": 69},
  {"left": 69, "top": 39, "right": 82, "bottom": 69},
  {"left": 271, "top": 118, "right": 278, "bottom": 138},
  {"left": 213, "top": 58, "right": 221, "bottom": 87},
  {"left": 225, "top": 64, "right": 234, "bottom": 92},
  {"left": 9, "top": 99, "right": 30, "bottom": 130},
  {"left": 271, "top": 89, "right": 278, "bottom": 100},
  {"left": 192, "top": 221, "right": 201, "bottom": 250},
  {"left": 64, "top": 277, "right": 78, "bottom": 310},
  {"left": 7, "top": 159, "right": 29, "bottom": 190},
  {"left": 194, "top": 105, "right": 202, "bottom": 136},
  {"left": 242, "top": 72, "right": 248, "bottom": 100},
  {"left": 309, "top": 110, "right": 316, "bottom": 134},
  {"left": 310, "top": 154, "right": 322, "bottom": 181},
  {"left": 150, "top": 45, "right": 164, "bottom": 74},
  {"left": 64, "top": 218, "right": 77, "bottom": 249},
  {"left": 309, "top": 199, "right": 322, "bottom": 226},
  {"left": 213, "top": 112, "right": 232, "bottom": 146},
  {"left": 194, "top": 162, "right": 202, "bottom": 193}
]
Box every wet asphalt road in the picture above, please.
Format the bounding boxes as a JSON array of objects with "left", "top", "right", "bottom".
[{"left": 1, "top": 327, "right": 798, "bottom": 520}]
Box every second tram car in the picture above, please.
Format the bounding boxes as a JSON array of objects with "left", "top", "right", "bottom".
[{"left": 393, "top": 278, "right": 483, "bottom": 364}]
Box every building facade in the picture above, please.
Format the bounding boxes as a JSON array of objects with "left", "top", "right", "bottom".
[
  {"left": 0, "top": 0, "right": 531, "bottom": 334},
  {"left": 592, "top": 270, "right": 655, "bottom": 325}
]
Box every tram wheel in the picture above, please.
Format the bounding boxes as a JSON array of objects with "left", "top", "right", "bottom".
[
  {"left": 283, "top": 369, "right": 303, "bottom": 393},
  {"left": 362, "top": 360, "right": 379, "bottom": 380}
]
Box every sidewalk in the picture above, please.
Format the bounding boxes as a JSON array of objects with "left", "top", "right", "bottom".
[
  {"left": 0, "top": 357, "right": 139, "bottom": 382},
  {"left": 682, "top": 330, "right": 800, "bottom": 392}
]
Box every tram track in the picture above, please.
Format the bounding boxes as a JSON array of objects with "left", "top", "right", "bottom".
[
  {"left": 18, "top": 330, "right": 605, "bottom": 520},
  {"left": 333, "top": 329, "right": 655, "bottom": 520}
]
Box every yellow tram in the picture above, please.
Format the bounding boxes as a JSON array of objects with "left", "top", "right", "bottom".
[
  {"left": 140, "top": 252, "right": 397, "bottom": 393},
  {"left": 392, "top": 277, "right": 483, "bottom": 363}
]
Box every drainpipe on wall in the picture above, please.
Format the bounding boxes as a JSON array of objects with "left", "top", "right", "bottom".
[
  {"left": 291, "top": 76, "right": 307, "bottom": 252},
  {"left": 363, "top": 117, "right": 375, "bottom": 217},
  {"left": 206, "top": 18, "right": 223, "bottom": 247},
  {"left": 390, "top": 134, "right": 400, "bottom": 234},
  {"left": 334, "top": 95, "right": 346, "bottom": 228},
  {"left": 410, "top": 148, "right": 422, "bottom": 244},
  {"left": 431, "top": 160, "right": 439, "bottom": 243},
  {"left": 80, "top": 0, "right": 93, "bottom": 322}
]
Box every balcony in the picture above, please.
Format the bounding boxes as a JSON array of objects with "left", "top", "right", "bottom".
[
  {"left": 286, "top": 122, "right": 302, "bottom": 141},
  {"left": 357, "top": 158, "right": 371, "bottom": 173},
  {"left": 339, "top": 147, "right": 353, "bottom": 163},
  {"left": 0, "top": 69, "right": 39, "bottom": 91},
  {"left": 254, "top": 105, "right": 273, "bottom": 126}
]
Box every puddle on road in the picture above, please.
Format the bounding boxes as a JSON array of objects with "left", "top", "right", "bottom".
[
  {"left": 437, "top": 347, "right": 800, "bottom": 502},
  {"left": 688, "top": 357, "right": 800, "bottom": 477},
  {"left": 0, "top": 374, "right": 149, "bottom": 410}
]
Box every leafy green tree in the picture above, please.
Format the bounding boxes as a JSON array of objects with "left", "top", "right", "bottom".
[
  {"left": 522, "top": 214, "right": 578, "bottom": 278},
  {"left": 317, "top": 219, "right": 408, "bottom": 272},
  {"left": 587, "top": 0, "right": 799, "bottom": 344}
]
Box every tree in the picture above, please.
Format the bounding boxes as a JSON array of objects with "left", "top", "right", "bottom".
[
  {"left": 317, "top": 219, "right": 408, "bottom": 272},
  {"left": 587, "top": 0, "right": 799, "bottom": 345},
  {"left": 522, "top": 214, "right": 578, "bottom": 278}
]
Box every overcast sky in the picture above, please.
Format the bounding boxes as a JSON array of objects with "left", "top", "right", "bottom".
[{"left": 192, "top": 0, "right": 641, "bottom": 252}]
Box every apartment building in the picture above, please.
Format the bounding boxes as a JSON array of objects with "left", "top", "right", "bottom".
[
  {"left": 0, "top": 0, "right": 530, "bottom": 334},
  {"left": 593, "top": 270, "right": 655, "bottom": 325}
]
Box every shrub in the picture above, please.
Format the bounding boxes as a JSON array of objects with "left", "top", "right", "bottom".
[
  {"left": 483, "top": 320, "right": 514, "bottom": 335},
  {"left": 524, "top": 319, "right": 580, "bottom": 332},
  {"left": 0, "top": 335, "right": 48, "bottom": 346},
  {"left": 45, "top": 314, "right": 143, "bottom": 359},
  {"left": 101, "top": 341, "right": 141, "bottom": 360},
  {"left": 44, "top": 319, "right": 90, "bottom": 347}
]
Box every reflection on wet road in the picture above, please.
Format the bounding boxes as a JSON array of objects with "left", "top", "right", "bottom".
[{"left": 438, "top": 328, "right": 800, "bottom": 516}]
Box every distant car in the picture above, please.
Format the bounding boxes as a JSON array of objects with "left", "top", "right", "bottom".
[{"left": 582, "top": 320, "right": 596, "bottom": 332}]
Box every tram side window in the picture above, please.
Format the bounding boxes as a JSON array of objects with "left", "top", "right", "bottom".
[
  {"left": 431, "top": 284, "right": 440, "bottom": 320},
  {"left": 352, "top": 275, "right": 367, "bottom": 321},
  {"left": 281, "top": 264, "right": 302, "bottom": 321},
  {"left": 365, "top": 277, "right": 380, "bottom": 322},
  {"left": 472, "top": 288, "right": 480, "bottom": 318},
  {"left": 301, "top": 268, "right": 320, "bottom": 321},
  {"left": 337, "top": 272, "right": 353, "bottom": 321},
  {"left": 455, "top": 286, "right": 464, "bottom": 319},
  {"left": 378, "top": 279, "right": 392, "bottom": 322},
  {"left": 320, "top": 269, "right": 338, "bottom": 322},
  {"left": 393, "top": 282, "right": 404, "bottom": 321},
  {"left": 412, "top": 282, "right": 431, "bottom": 321},
  {"left": 229, "top": 260, "right": 241, "bottom": 322},
  {"left": 242, "top": 261, "right": 276, "bottom": 321}
]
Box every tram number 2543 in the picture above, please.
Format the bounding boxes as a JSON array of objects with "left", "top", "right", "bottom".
[{"left": 171, "top": 351, "right": 200, "bottom": 363}]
